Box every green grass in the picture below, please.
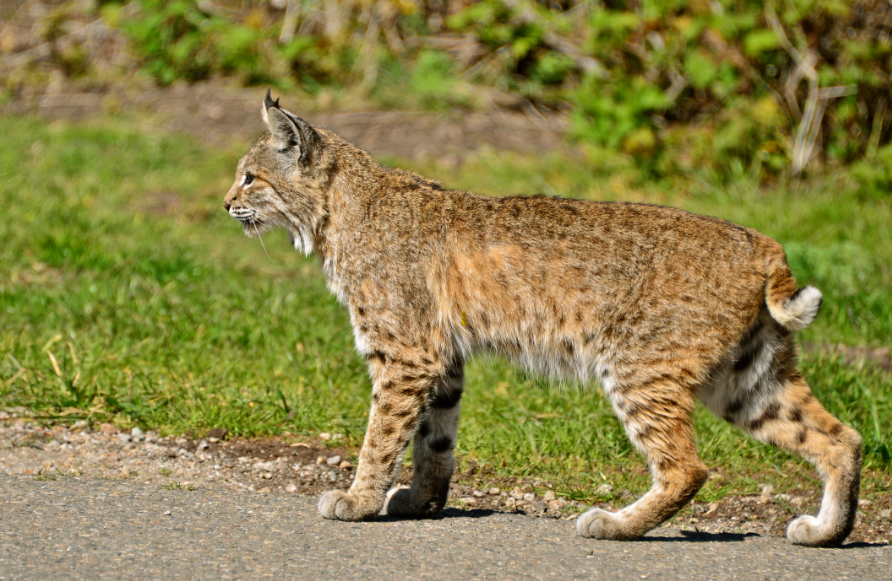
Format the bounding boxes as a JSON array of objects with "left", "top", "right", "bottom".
[{"left": 1, "top": 115, "right": 889, "bottom": 503}]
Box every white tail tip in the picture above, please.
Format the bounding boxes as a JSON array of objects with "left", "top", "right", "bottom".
[{"left": 770, "top": 286, "right": 823, "bottom": 331}]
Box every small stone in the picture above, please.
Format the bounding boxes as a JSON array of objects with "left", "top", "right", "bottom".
[
  {"left": 131, "top": 427, "right": 144, "bottom": 441},
  {"left": 197, "top": 440, "right": 209, "bottom": 450},
  {"left": 208, "top": 438, "right": 219, "bottom": 444},
  {"left": 543, "top": 490, "right": 556, "bottom": 502},
  {"left": 510, "top": 487, "right": 523, "bottom": 500},
  {"left": 879, "top": 509, "right": 891, "bottom": 518},
  {"left": 327, "top": 471, "right": 337, "bottom": 482},
  {"left": 338, "top": 461, "right": 352, "bottom": 469},
  {"left": 99, "top": 423, "right": 118, "bottom": 435},
  {"left": 460, "top": 497, "right": 476, "bottom": 505},
  {"left": 163, "top": 510, "right": 171, "bottom": 516},
  {"left": 285, "top": 483, "right": 297, "bottom": 493},
  {"left": 253, "top": 461, "right": 275, "bottom": 472},
  {"left": 326, "top": 455, "right": 341, "bottom": 466},
  {"left": 263, "top": 472, "right": 273, "bottom": 480},
  {"left": 858, "top": 499, "right": 871, "bottom": 507},
  {"left": 596, "top": 484, "right": 613, "bottom": 496},
  {"left": 760, "top": 485, "right": 773, "bottom": 504},
  {"left": 331, "top": 433, "right": 344, "bottom": 441},
  {"left": 319, "top": 432, "right": 331, "bottom": 440},
  {"left": 72, "top": 420, "right": 89, "bottom": 430},
  {"left": 316, "top": 456, "right": 325, "bottom": 465},
  {"left": 488, "top": 487, "right": 500, "bottom": 495},
  {"left": 548, "top": 499, "right": 567, "bottom": 510},
  {"left": 207, "top": 428, "right": 228, "bottom": 441},
  {"left": 115, "top": 433, "right": 132, "bottom": 444},
  {"left": 472, "top": 489, "right": 485, "bottom": 498},
  {"left": 523, "top": 493, "right": 536, "bottom": 502}
]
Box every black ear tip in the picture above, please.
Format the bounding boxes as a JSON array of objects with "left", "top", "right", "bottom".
[{"left": 264, "top": 88, "right": 280, "bottom": 111}]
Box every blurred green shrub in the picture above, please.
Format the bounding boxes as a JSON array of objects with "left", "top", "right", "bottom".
[
  {"left": 410, "top": 49, "right": 468, "bottom": 109},
  {"left": 110, "top": 0, "right": 890, "bottom": 183},
  {"left": 850, "top": 145, "right": 892, "bottom": 200}
]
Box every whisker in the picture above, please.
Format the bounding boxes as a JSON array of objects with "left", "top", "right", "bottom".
[{"left": 253, "top": 222, "right": 271, "bottom": 259}]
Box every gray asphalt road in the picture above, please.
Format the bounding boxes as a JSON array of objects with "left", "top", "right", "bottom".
[{"left": 1, "top": 475, "right": 889, "bottom": 580}]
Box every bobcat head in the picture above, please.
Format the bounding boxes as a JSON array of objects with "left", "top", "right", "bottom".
[{"left": 224, "top": 90, "right": 330, "bottom": 255}]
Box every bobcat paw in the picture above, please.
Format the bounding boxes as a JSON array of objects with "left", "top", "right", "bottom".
[
  {"left": 317, "top": 490, "right": 379, "bottom": 521},
  {"left": 787, "top": 515, "right": 845, "bottom": 547},
  {"left": 577, "top": 508, "right": 639, "bottom": 540},
  {"left": 383, "top": 486, "right": 446, "bottom": 518},
  {"left": 382, "top": 486, "right": 413, "bottom": 516}
]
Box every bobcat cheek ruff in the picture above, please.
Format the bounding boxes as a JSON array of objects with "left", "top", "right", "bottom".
[{"left": 223, "top": 93, "right": 861, "bottom": 547}]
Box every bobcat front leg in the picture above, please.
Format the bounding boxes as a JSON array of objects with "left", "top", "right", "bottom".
[
  {"left": 318, "top": 352, "right": 436, "bottom": 521},
  {"left": 384, "top": 361, "right": 464, "bottom": 517}
]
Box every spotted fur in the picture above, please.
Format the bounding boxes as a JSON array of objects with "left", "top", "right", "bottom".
[{"left": 223, "top": 92, "right": 862, "bottom": 546}]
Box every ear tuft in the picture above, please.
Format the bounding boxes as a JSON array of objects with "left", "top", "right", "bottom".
[
  {"left": 261, "top": 88, "right": 280, "bottom": 125},
  {"left": 264, "top": 88, "right": 280, "bottom": 112}
]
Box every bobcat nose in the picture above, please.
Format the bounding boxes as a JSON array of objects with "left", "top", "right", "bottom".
[{"left": 224, "top": 200, "right": 231, "bottom": 211}]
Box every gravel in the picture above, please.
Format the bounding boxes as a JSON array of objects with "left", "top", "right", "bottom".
[
  {"left": 1, "top": 410, "right": 890, "bottom": 544},
  {"left": 0, "top": 411, "right": 355, "bottom": 495}
]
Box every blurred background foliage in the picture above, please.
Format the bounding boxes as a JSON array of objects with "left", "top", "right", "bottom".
[
  {"left": 2, "top": 0, "right": 891, "bottom": 189},
  {"left": 2, "top": 0, "right": 891, "bottom": 493}
]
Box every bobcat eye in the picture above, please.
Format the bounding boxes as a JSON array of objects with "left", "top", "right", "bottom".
[{"left": 243, "top": 173, "right": 255, "bottom": 186}]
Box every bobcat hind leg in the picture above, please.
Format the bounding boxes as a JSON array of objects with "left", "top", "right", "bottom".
[
  {"left": 704, "top": 320, "right": 862, "bottom": 547},
  {"left": 728, "top": 375, "right": 861, "bottom": 546},
  {"left": 577, "top": 380, "right": 708, "bottom": 540}
]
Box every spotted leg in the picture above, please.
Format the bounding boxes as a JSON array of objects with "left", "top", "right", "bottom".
[
  {"left": 577, "top": 379, "right": 708, "bottom": 540},
  {"left": 733, "top": 374, "right": 861, "bottom": 546},
  {"left": 318, "top": 352, "right": 436, "bottom": 521},
  {"left": 384, "top": 361, "right": 464, "bottom": 517},
  {"left": 701, "top": 323, "right": 862, "bottom": 547}
]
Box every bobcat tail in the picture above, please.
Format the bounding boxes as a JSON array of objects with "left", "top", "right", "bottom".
[{"left": 764, "top": 255, "right": 822, "bottom": 331}]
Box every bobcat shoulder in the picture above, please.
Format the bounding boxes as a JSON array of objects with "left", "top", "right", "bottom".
[{"left": 223, "top": 92, "right": 861, "bottom": 546}]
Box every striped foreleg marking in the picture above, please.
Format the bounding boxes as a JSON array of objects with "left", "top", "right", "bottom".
[
  {"left": 385, "top": 363, "right": 464, "bottom": 517},
  {"left": 319, "top": 359, "right": 436, "bottom": 521}
]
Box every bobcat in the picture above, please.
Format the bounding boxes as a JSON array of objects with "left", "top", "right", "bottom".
[{"left": 223, "top": 91, "right": 862, "bottom": 546}]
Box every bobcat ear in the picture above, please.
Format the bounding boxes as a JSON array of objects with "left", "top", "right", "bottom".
[{"left": 262, "top": 89, "right": 319, "bottom": 166}]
